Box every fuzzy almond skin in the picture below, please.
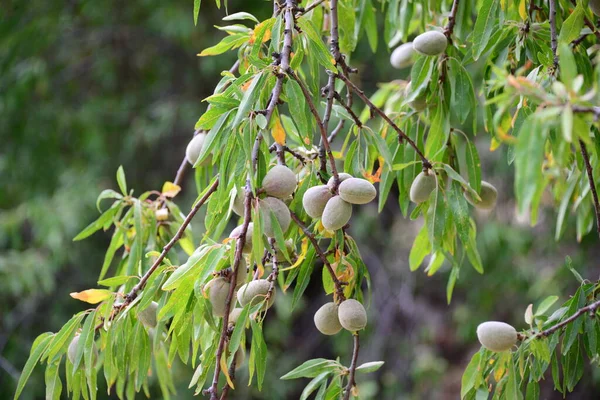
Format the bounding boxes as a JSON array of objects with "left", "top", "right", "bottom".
[
  {"left": 228, "top": 308, "right": 244, "bottom": 325},
  {"left": 465, "top": 181, "right": 498, "bottom": 210},
  {"left": 235, "top": 348, "right": 245, "bottom": 369},
  {"left": 409, "top": 172, "right": 437, "bottom": 203},
  {"left": 260, "top": 197, "right": 291, "bottom": 237},
  {"left": 303, "top": 185, "right": 334, "bottom": 218},
  {"left": 68, "top": 334, "right": 98, "bottom": 367},
  {"left": 138, "top": 301, "right": 158, "bottom": 328},
  {"left": 413, "top": 31, "right": 448, "bottom": 56},
  {"left": 591, "top": 0, "right": 600, "bottom": 16},
  {"left": 321, "top": 196, "right": 352, "bottom": 231},
  {"left": 390, "top": 42, "right": 415, "bottom": 69},
  {"left": 234, "top": 257, "right": 248, "bottom": 288},
  {"left": 231, "top": 188, "right": 245, "bottom": 216},
  {"left": 275, "top": 239, "right": 295, "bottom": 261},
  {"left": 155, "top": 208, "right": 169, "bottom": 221},
  {"left": 314, "top": 302, "right": 343, "bottom": 335},
  {"left": 338, "top": 299, "right": 367, "bottom": 332},
  {"left": 262, "top": 165, "right": 297, "bottom": 199},
  {"left": 476, "top": 321, "right": 517, "bottom": 352},
  {"left": 237, "top": 279, "right": 275, "bottom": 309},
  {"left": 327, "top": 173, "right": 353, "bottom": 190},
  {"left": 185, "top": 133, "right": 211, "bottom": 166},
  {"left": 229, "top": 223, "right": 253, "bottom": 253},
  {"left": 206, "top": 277, "right": 232, "bottom": 317},
  {"left": 404, "top": 82, "right": 427, "bottom": 111},
  {"left": 339, "top": 178, "right": 377, "bottom": 205}
]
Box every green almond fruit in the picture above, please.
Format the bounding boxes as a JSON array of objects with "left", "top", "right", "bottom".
[
  {"left": 338, "top": 178, "right": 377, "bottom": 205},
  {"left": 390, "top": 42, "right": 415, "bottom": 69},
  {"left": 231, "top": 188, "right": 245, "bottom": 216},
  {"left": 138, "top": 301, "right": 158, "bottom": 328},
  {"left": 229, "top": 223, "right": 253, "bottom": 253},
  {"left": 409, "top": 172, "right": 437, "bottom": 204},
  {"left": 228, "top": 308, "right": 244, "bottom": 325},
  {"left": 233, "top": 257, "right": 248, "bottom": 288},
  {"left": 303, "top": 185, "right": 333, "bottom": 218},
  {"left": 338, "top": 299, "right": 367, "bottom": 332},
  {"left": 476, "top": 321, "right": 517, "bottom": 352},
  {"left": 413, "top": 31, "right": 448, "bottom": 56},
  {"left": 327, "top": 172, "right": 353, "bottom": 190},
  {"left": 67, "top": 334, "right": 98, "bottom": 368},
  {"left": 465, "top": 181, "right": 497, "bottom": 210},
  {"left": 260, "top": 197, "right": 291, "bottom": 237},
  {"left": 206, "top": 277, "right": 232, "bottom": 317},
  {"left": 262, "top": 165, "right": 297, "bottom": 199},
  {"left": 185, "top": 133, "right": 211, "bottom": 166},
  {"left": 314, "top": 302, "right": 343, "bottom": 335},
  {"left": 237, "top": 279, "right": 275, "bottom": 310},
  {"left": 321, "top": 196, "right": 352, "bottom": 231}
]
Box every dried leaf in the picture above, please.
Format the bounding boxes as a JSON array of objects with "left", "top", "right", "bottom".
[
  {"left": 161, "top": 181, "right": 181, "bottom": 198},
  {"left": 70, "top": 289, "right": 113, "bottom": 304},
  {"left": 272, "top": 117, "right": 286, "bottom": 145}
]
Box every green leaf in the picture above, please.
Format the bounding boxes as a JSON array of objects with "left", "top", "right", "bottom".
[
  {"left": 535, "top": 295, "right": 559, "bottom": 316},
  {"left": 297, "top": 19, "right": 336, "bottom": 71},
  {"left": 198, "top": 34, "right": 249, "bottom": 57},
  {"left": 250, "top": 320, "right": 268, "bottom": 390},
  {"left": 292, "top": 246, "right": 316, "bottom": 309},
  {"left": 116, "top": 166, "right": 127, "bottom": 195},
  {"left": 300, "top": 372, "right": 330, "bottom": 400},
  {"left": 45, "top": 362, "right": 62, "bottom": 400},
  {"left": 407, "top": 56, "right": 434, "bottom": 102},
  {"left": 448, "top": 58, "right": 476, "bottom": 124},
  {"left": 193, "top": 0, "right": 201, "bottom": 26},
  {"left": 98, "top": 229, "right": 123, "bottom": 280},
  {"left": 73, "top": 205, "right": 119, "bottom": 241},
  {"left": 232, "top": 72, "right": 266, "bottom": 131},
  {"left": 355, "top": 361, "right": 384, "bottom": 373},
  {"left": 558, "top": 6, "right": 584, "bottom": 44},
  {"left": 447, "top": 182, "right": 470, "bottom": 246},
  {"left": 465, "top": 140, "right": 481, "bottom": 194},
  {"left": 426, "top": 186, "right": 445, "bottom": 251},
  {"left": 461, "top": 351, "right": 481, "bottom": 398},
  {"left": 409, "top": 225, "right": 430, "bottom": 271},
  {"left": 514, "top": 115, "right": 547, "bottom": 215},
  {"left": 281, "top": 359, "right": 341, "bottom": 380},
  {"left": 44, "top": 314, "right": 85, "bottom": 363},
  {"left": 504, "top": 355, "right": 521, "bottom": 400},
  {"left": 14, "top": 333, "right": 53, "bottom": 400},
  {"left": 95, "top": 189, "right": 122, "bottom": 212},
  {"left": 563, "top": 286, "right": 585, "bottom": 354},
  {"left": 222, "top": 12, "right": 259, "bottom": 23},
  {"left": 558, "top": 42, "right": 577, "bottom": 88},
  {"left": 97, "top": 275, "right": 136, "bottom": 287},
  {"left": 472, "top": 0, "right": 498, "bottom": 61}
]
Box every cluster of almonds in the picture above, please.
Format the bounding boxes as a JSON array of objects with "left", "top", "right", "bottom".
[
  {"left": 313, "top": 299, "right": 368, "bottom": 335},
  {"left": 409, "top": 170, "right": 498, "bottom": 211},
  {"left": 302, "top": 173, "right": 377, "bottom": 231}
]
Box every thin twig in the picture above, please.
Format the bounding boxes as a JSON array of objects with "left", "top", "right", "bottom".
[
  {"left": 207, "top": 181, "right": 252, "bottom": 399},
  {"left": 443, "top": 0, "right": 460, "bottom": 42},
  {"left": 336, "top": 73, "right": 431, "bottom": 168},
  {"left": 342, "top": 333, "right": 360, "bottom": 400},
  {"left": 549, "top": 0, "right": 559, "bottom": 74},
  {"left": 535, "top": 298, "right": 600, "bottom": 338},
  {"left": 320, "top": 73, "right": 337, "bottom": 177},
  {"left": 572, "top": 105, "right": 600, "bottom": 116},
  {"left": 287, "top": 69, "right": 340, "bottom": 182},
  {"left": 269, "top": 144, "right": 308, "bottom": 164},
  {"left": 333, "top": 91, "right": 362, "bottom": 127},
  {"left": 95, "top": 179, "right": 220, "bottom": 331},
  {"left": 579, "top": 140, "right": 600, "bottom": 239},
  {"left": 295, "top": 0, "right": 325, "bottom": 16},
  {"left": 289, "top": 211, "right": 346, "bottom": 302}
]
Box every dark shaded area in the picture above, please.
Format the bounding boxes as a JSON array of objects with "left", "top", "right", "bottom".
[{"left": 2, "top": 1, "right": 599, "bottom": 399}]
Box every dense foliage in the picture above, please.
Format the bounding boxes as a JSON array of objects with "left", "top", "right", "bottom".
[{"left": 7, "top": 0, "right": 600, "bottom": 399}]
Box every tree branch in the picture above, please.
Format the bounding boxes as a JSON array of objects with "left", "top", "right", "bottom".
[
  {"left": 579, "top": 140, "right": 600, "bottom": 239},
  {"left": 535, "top": 298, "right": 600, "bottom": 338},
  {"left": 207, "top": 180, "right": 253, "bottom": 400},
  {"left": 342, "top": 333, "right": 360, "bottom": 400},
  {"left": 549, "top": 0, "right": 559, "bottom": 74},
  {"left": 443, "top": 0, "right": 460, "bottom": 42},
  {"left": 96, "top": 178, "right": 219, "bottom": 331},
  {"left": 289, "top": 211, "right": 346, "bottom": 302},
  {"left": 336, "top": 73, "right": 431, "bottom": 168}
]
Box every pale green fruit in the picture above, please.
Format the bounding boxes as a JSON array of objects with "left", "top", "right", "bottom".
[
  {"left": 404, "top": 82, "right": 427, "bottom": 111},
  {"left": 390, "top": 42, "right": 415, "bottom": 69},
  {"left": 409, "top": 172, "right": 437, "bottom": 203},
  {"left": 327, "top": 173, "right": 353, "bottom": 190},
  {"left": 185, "top": 133, "right": 211, "bottom": 166},
  {"left": 303, "top": 185, "right": 333, "bottom": 218},
  {"left": 275, "top": 239, "right": 295, "bottom": 262},
  {"left": 413, "top": 31, "right": 448, "bottom": 56},
  {"left": 233, "top": 257, "right": 248, "bottom": 288},
  {"left": 314, "top": 302, "right": 343, "bottom": 335},
  {"left": 67, "top": 334, "right": 98, "bottom": 367},
  {"left": 231, "top": 188, "right": 245, "bottom": 216},
  {"left": 476, "top": 321, "right": 517, "bottom": 352},
  {"left": 206, "top": 277, "right": 232, "bottom": 317},
  {"left": 155, "top": 208, "right": 169, "bottom": 221},
  {"left": 138, "top": 301, "right": 158, "bottom": 328},
  {"left": 229, "top": 223, "right": 253, "bottom": 253},
  {"left": 465, "top": 181, "right": 498, "bottom": 210},
  {"left": 591, "top": 0, "right": 600, "bottom": 16},
  {"left": 338, "top": 299, "right": 367, "bottom": 332},
  {"left": 339, "top": 178, "right": 377, "bottom": 205},
  {"left": 262, "top": 165, "right": 297, "bottom": 199},
  {"left": 260, "top": 197, "right": 291, "bottom": 237},
  {"left": 237, "top": 279, "right": 275, "bottom": 309},
  {"left": 228, "top": 308, "right": 244, "bottom": 325},
  {"left": 321, "top": 196, "right": 352, "bottom": 231}
]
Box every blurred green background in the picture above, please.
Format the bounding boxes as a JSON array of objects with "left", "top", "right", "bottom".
[{"left": 2, "top": 0, "right": 600, "bottom": 399}]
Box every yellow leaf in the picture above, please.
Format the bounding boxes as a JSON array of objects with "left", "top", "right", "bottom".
[
  {"left": 70, "top": 289, "right": 113, "bottom": 304},
  {"left": 518, "top": 0, "right": 527, "bottom": 21},
  {"left": 241, "top": 78, "right": 253, "bottom": 92},
  {"left": 221, "top": 354, "right": 235, "bottom": 389},
  {"left": 161, "top": 181, "right": 181, "bottom": 198},
  {"left": 489, "top": 137, "right": 501, "bottom": 152},
  {"left": 280, "top": 238, "right": 309, "bottom": 272},
  {"left": 272, "top": 118, "right": 286, "bottom": 145}
]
